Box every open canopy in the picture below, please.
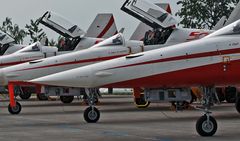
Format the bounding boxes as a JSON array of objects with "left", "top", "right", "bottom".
[
  {"left": 0, "top": 30, "right": 15, "bottom": 45},
  {"left": 121, "top": 0, "right": 178, "bottom": 29},
  {"left": 39, "top": 11, "right": 85, "bottom": 38}
]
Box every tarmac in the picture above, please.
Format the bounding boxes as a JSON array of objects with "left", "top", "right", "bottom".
[{"left": 0, "top": 95, "right": 240, "bottom": 141}]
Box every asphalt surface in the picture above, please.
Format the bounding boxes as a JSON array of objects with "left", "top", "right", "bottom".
[{"left": 0, "top": 95, "right": 240, "bottom": 141}]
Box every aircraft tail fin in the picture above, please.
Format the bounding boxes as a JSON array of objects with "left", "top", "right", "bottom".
[
  {"left": 224, "top": 1, "right": 240, "bottom": 26},
  {"left": 86, "top": 13, "right": 118, "bottom": 38},
  {"left": 213, "top": 16, "right": 227, "bottom": 30}
]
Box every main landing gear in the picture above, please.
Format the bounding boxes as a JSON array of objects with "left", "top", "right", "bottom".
[
  {"left": 8, "top": 83, "right": 22, "bottom": 115},
  {"left": 133, "top": 88, "right": 150, "bottom": 108},
  {"left": 196, "top": 87, "right": 217, "bottom": 136},
  {"left": 235, "top": 93, "right": 240, "bottom": 113},
  {"left": 8, "top": 101, "right": 21, "bottom": 114},
  {"left": 83, "top": 88, "right": 100, "bottom": 123}
]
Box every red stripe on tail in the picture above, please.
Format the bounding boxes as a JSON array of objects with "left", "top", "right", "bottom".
[{"left": 97, "top": 16, "right": 114, "bottom": 38}]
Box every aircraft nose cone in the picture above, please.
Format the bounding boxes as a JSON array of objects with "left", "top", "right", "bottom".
[
  {"left": 30, "top": 67, "right": 94, "bottom": 88},
  {"left": 0, "top": 69, "right": 8, "bottom": 86}
]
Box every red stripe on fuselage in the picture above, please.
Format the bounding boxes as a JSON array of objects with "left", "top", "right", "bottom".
[
  {"left": 105, "top": 48, "right": 240, "bottom": 70},
  {"left": 15, "top": 54, "right": 129, "bottom": 72},
  {"left": 0, "top": 60, "right": 36, "bottom": 67},
  {"left": 102, "top": 60, "right": 240, "bottom": 88},
  {"left": 97, "top": 16, "right": 114, "bottom": 38}
]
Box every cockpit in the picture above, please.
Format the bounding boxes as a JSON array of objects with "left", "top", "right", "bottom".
[
  {"left": 121, "top": 0, "right": 175, "bottom": 46},
  {"left": 38, "top": 11, "right": 84, "bottom": 51},
  {"left": 15, "top": 42, "right": 41, "bottom": 53},
  {"left": 206, "top": 20, "right": 240, "bottom": 38},
  {"left": 92, "top": 33, "right": 125, "bottom": 48}
]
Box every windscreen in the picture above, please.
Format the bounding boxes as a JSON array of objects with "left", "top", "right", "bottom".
[
  {"left": 206, "top": 19, "right": 240, "bottom": 38},
  {"left": 92, "top": 33, "right": 125, "bottom": 48},
  {"left": 15, "top": 42, "right": 41, "bottom": 53}
]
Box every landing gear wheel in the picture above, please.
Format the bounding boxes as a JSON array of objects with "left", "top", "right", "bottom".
[
  {"left": 19, "top": 92, "right": 31, "bottom": 100},
  {"left": 37, "top": 93, "right": 48, "bottom": 101},
  {"left": 196, "top": 115, "right": 217, "bottom": 136},
  {"left": 8, "top": 101, "right": 22, "bottom": 115},
  {"left": 60, "top": 96, "right": 74, "bottom": 104},
  {"left": 215, "top": 88, "right": 225, "bottom": 102},
  {"left": 235, "top": 96, "right": 240, "bottom": 113},
  {"left": 225, "top": 87, "right": 236, "bottom": 103},
  {"left": 84, "top": 107, "right": 100, "bottom": 123},
  {"left": 135, "top": 94, "right": 150, "bottom": 108},
  {"left": 135, "top": 99, "right": 150, "bottom": 108},
  {"left": 171, "top": 101, "right": 190, "bottom": 110},
  {"left": 225, "top": 94, "right": 236, "bottom": 103}
]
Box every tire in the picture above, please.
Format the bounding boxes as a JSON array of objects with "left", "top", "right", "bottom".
[
  {"left": 196, "top": 115, "right": 217, "bottom": 136},
  {"left": 37, "top": 93, "right": 48, "bottom": 101},
  {"left": 215, "top": 88, "right": 225, "bottom": 102},
  {"left": 235, "top": 96, "right": 240, "bottom": 113},
  {"left": 135, "top": 98, "right": 150, "bottom": 108},
  {"left": 171, "top": 101, "right": 190, "bottom": 110},
  {"left": 225, "top": 87, "right": 236, "bottom": 103},
  {"left": 225, "top": 94, "right": 236, "bottom": 103},
  {"left": 8, "top": 101, "right": 22, "bottom": 115},
  {"left": 19, "top": 91, "right": 32, "bottom": 100},
  {"left": 135, "top": 94, "right": 150, "bottom": 108},
  {"left": 84, "top": 107, "right": 100, "bottom": 123},
  {"left": 60, "top": 96, "right": 74, "bottom": 104}
]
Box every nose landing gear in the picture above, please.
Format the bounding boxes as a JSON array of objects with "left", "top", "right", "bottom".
[
  {"left": 83, "top": 88, "right": 100, "bottom": 123},
  {"left": 196, "top": 87, "right": 217, "bottom": 136}
]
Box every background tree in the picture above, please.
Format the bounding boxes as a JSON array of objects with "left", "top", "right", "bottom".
[
  {"left": 0, "top": 17, "right": 26, "bottom": 44},
  {"left": 176, "top": 0, "right": 239, "bottom": 29},
  {"left": 25, "top": 19, "right": 46, "bottom": 44}
]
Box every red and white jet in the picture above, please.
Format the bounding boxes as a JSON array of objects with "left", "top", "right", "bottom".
[
  {"left": 0, "top": 12, "right": 119, "bottom": 99},
  {"left": 31, "top": 19, "right": 240, "bottom": 137}
]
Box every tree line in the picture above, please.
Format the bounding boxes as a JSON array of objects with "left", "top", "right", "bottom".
[{"left": 0, "top": 17, "right": 56, "bottom": 46}]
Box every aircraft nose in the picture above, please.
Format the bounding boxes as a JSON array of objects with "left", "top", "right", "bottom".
[
  {"left": 0, "top": 69, "right": 8, "bottom": 86},
  {"left": 30, "top": 66, "right": 94, "bottom": 88}
]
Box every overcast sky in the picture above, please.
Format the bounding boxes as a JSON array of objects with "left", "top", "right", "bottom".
[{"left": 0, "top": 0, "right": 180, "bottom": 41}]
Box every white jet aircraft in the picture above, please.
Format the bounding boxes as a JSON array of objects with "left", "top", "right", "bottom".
[
  {"left": 31, "top": 19, "right": 240, "bottom": 137},
  {"left": 0, "top": 0, "right": 240, "bottom": 113},
  {"left": 0, "top": 11, "right": 119, "bottom": 99}
]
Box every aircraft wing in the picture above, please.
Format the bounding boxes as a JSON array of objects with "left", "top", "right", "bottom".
[
  {"left": 121, "top": 0, "right": 178, "bottom": 29},
  {"left": 38, "top": 11, "right": 85, "bottom": 38}
]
